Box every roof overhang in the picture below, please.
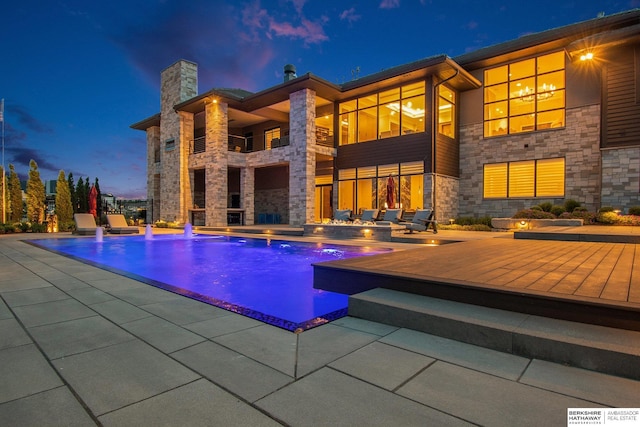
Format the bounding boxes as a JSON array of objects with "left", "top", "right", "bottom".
[
  {"left": 130, "top": 113, "right": 160, "bottom": 131},
  {"left": 455, "top": 9, "right": 640, "bottom": 70}
]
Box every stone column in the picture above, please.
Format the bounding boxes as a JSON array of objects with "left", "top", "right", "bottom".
[
  {"left": 159, "top": 60, "right": 198, "bottom": 223},
  {"left": 241, "top": 167, "right": 255, "bottom": 225},
  {"left": 288, "top": 89, "right": 316, "bottom": 226},
  {"left": 146, "top": 126, "right": 160, "bottom": 223},
  {"left": 205, "top": 100, "right": 228, "bottom": 226}
]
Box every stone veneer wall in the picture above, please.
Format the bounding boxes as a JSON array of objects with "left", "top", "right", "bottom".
[
  {"left": 288, "top": 89, "right": 316, "bottom": 226},
  {"left": 255, "top": 189, "right": 289, "bottom": 223},
  {"left": 146, "top": 126, "right": 160, "bottom": 223},
  {"left": 601, "top": 146, "right": 640, "bottom": 211},
  {"left": 158, "top": 60, "right": 198, "bottom": 223},
  {"left": 204, "top": 100, "right": 228, "bottom": 226},
  {"left": 458, "top": 104, "right": 601, "bottom": 218},
  {"left": 423, "top": 174, "right": 459, "bottom": 222}
]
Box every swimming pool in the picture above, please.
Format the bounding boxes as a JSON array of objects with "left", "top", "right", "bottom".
[{"left": 29, "top": 235, "right": 390, "bottom": 331}]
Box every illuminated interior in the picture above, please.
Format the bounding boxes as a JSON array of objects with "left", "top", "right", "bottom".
[
  {"left": 339, "top": 82, "right": 426, "bottom": 145},
  {"left": 483, "top": 157, "right": 565, "bottom": 198},
  {"left": 484, "top": 51, "right": 565, "bottom": 137}
]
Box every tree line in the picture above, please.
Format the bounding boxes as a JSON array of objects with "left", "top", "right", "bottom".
[{"left": 1, "top": 160, "right": 102, "bottom": 231}]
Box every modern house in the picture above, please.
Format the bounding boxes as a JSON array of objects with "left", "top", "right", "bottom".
[{"left": 132, "top": 9, "right": 640, "bottom": 227}]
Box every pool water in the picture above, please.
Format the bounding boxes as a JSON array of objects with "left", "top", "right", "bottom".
[{"left": 29, "top": 235, "right": 390, "bottom": 331}]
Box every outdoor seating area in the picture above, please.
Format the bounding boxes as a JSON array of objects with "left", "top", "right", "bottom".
[
  {"left": 106, "top": 214, "right": 140, "bottom": 234},
  {"left": 73, "top": 213, "right": 97, "bottom": 235}
]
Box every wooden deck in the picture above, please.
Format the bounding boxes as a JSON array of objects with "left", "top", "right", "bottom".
[{"left": 314, "top": 237, "right": 640, "bottom": 331}]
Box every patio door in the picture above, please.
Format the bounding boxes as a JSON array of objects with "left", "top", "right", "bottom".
[{"left": 315, "top": 185, "right": 332, "bottom": 223}]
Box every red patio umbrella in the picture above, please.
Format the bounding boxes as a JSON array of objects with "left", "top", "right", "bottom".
[
  {"left": 386, "top": 175, "right": 395, "bottom": 209},
  {"left": 88, "top": 185, "right": 97, "bottom": 218}
]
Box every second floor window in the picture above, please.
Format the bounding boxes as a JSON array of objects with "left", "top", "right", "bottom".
[
  {"left": 484, "top": 51, "right": 565, "bottom": 137},
  {"left": 339, "top": 82, "right": 425, "bottom": 145},
  {"left": 438, "top": 85, "right": 456, "bottom": 138}
]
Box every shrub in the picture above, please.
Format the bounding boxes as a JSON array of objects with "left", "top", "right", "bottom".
[
  {"left": 537, "top": 202, "right": 553, "bottom": 212},
  {"left": 155, "top": 220, "right": 168, "bottom": 228},
  {"left": 564, "top": 199, "right": 581, "bottom": 213},
  {"left": 599, "top": 206, "right": 615, "bottom": 213},
  {"left": 531, "top": 205, "right": 543, "bottom": 211},
  {"left": 596, "top": 211, "right": 618, "bottom": 224},
  {"left": 58, "top": 220, "right": 75, "bottom": 232},
  {"left": 569, "top": 210, "right": 596, "bottom": 223},
  {"left": 19, "top": 222, "right": 30, "bottom": 232},
  {"left": 512, "top": 209, "right": 555, "bottom": 219},
  {"left": 628, "top": 206, "right": 640, "bottom": 216},
  {"left": 30, "top": 223, "right": 47, "bottom": 233},
  {"left": 550, "top": 205, "right": 566, "bottom": 217},
  {"left": 573, "top": 206, "right": 588, "bottom": 213}
]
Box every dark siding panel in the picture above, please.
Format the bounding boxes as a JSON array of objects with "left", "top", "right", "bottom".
[
  {"left": 336, "top": 133, "right": 430, "bottom": 170},
  {"left": 603, "top": 45, "right": 640, "bottom": 148},
  {"left": 436, "top": 135, "right": 460, "bottom": 178}
]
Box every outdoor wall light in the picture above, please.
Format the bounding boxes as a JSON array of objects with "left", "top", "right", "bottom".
[
  {"left": 580, "top": 52, "right": 594, "bottom": 61},
  {"left": 314, "top": 227, "right": 324, "bottom": 233}
]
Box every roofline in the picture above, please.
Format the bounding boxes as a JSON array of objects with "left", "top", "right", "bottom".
[
  {"left": 130, "top": 113, "right": 160, "bottom": 131},
  {"left": 455, "top": 8, "right": 640, "bottom": 69}
]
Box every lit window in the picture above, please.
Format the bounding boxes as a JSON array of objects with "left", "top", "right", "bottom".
[
  {"left": 438, "top": 85, "right": 455, "bottom": 138},
  {"left": 484, "top": 51, "right": 565, "bottom": 137},
  {"left": 339, "top": 82, "right": 425, "bottom": 145},
  {"left": 483, "top": 158, "right": 565, "bottom": 198}
]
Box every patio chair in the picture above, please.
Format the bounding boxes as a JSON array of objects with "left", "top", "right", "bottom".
[
  {"left": 73, "top": 213, "right": 98, "bottom": 235},
  {"left": 403, "top": 209, "right": 437, "bottom": 234},
  {"left": 106, "top": 214, "right": 140, "bottom": 234},
  {"left": 334, "top": 209, "right": 353, "bottom": 222},
  {"left": 359, "top": 209, "right": 379, "bottom": 222},
  {"left": 376, "top": 209, "right": 403, "bottom": 225}
]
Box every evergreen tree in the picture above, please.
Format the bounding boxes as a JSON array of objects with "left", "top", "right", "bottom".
[
  {"left": 26, "top": 160, "right": 45, "bottom": 223},
  {"left": 76, "top": 177, "right": 86, "bottom": 213},
  {"left": 55, "top": 170, "right": 73, "bottom": 225},
  {"left": 94, "top": 177, "right": 102, "bottom": 223},
  {"left": 68, "top": 172, "right": 76, "bottom": 213},
  {"left": 1, "top": 166, "right": 7, "bottom": 223},
  {"left": 8, "top": 164, "right": 22, "bottom": 222}
]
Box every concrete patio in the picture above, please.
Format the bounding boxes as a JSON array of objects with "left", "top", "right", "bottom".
[{"left": 1, "top": 230, "right": 639, "bottom": 426}]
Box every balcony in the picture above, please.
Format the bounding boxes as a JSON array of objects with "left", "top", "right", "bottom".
[{"left": 189, "top": 131, "right": 334, "bottom": 155}]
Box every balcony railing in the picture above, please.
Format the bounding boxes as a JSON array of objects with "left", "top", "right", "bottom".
[{"left": 189, "top": 131, "right": 334, "bottom": 155}]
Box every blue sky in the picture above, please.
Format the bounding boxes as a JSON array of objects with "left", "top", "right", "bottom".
[{"left": 0, "top": 0, "right": 636, "bottom": 199}]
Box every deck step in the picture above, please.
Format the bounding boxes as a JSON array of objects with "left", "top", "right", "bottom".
[{"left": 349, "top": 288, "right": 640, "bottom": 380}]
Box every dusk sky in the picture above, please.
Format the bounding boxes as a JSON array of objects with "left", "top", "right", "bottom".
[{"left": 1, "top": 0, "right": 636, "bottom": 199}]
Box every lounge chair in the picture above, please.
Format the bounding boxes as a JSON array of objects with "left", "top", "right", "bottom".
[
  {"left": 73, "top": 213, "right": 98, "bottom": 235},
  {"left": 359, "top": 209, "right": 379, "bottom": 222},
  {"left": 403, "top": 209, "right": 438, "bottom": 234},
  {"left": 334, "top": 209, "right": 353, "bottom": 222},
  {"left": 106, "top": 214, "right": 140, "bottom": 234},
  {"left": 377, "top": 209, "right": 403, "bottom": 224}
]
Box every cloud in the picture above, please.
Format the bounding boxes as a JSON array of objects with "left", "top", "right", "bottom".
[
  {"left": 289, "top": 0, "right": 307, "bottom": 15},
  {"left": 465, "top": 21, "right": 478, "bottom": 30},
  {"left": 380, "top": 0, "right": 400, "bottom": 9},
  {"left": 268, "top": 16, "right": 329, "bottom": 45},
  {"left": 339, "top": 8, "right": 361, "bottom": 24},
  {"left": 7, "top": 145, "right": 60, "bottom": 175},
  {"left": 10, "top": 104, "right": 54, "bottom": 134}
]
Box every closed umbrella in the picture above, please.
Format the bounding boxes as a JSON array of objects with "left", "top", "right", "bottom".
[
  {"left": 386, "top": 175, "right": 395, "bottom": 209},
  {"left": 89, "top": 185, "right": 97, "bottom": 218}
]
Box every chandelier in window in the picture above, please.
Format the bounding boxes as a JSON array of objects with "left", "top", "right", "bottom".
[
  {"left": 386, "top": 102, "right": 424, "bottom": 118},
  {"left": 517, "top": 83, "right": 556, "bottom": 103}
]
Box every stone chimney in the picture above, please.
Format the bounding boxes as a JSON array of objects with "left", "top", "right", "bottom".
[{"left": 283, "top": 64, "right": 297, "bottom": 82}]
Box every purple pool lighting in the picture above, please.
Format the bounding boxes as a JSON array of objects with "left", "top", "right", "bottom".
[{"left": 29, "top": 235, "right": 390, "bottom": 331}]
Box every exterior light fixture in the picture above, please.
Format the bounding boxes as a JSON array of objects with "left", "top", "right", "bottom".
[{"left": 580, "top": 52, "right": 594, "bottom": 61}]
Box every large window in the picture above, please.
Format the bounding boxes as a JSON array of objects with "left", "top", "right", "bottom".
[
  {"left": 338, "top": 161, "right": 424, "bottom": 214},
  {"left": 339, "top": 82, "right": 425, "bottom": 145},
  {"left": 438, "top": 86, "right": 455, "bottom": 138},
  {"left": 483, "top": 158, "right": 565, "bottom": 198},
  {"left": 484, "top": 51, "right": 565, "bottom": 137}
]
